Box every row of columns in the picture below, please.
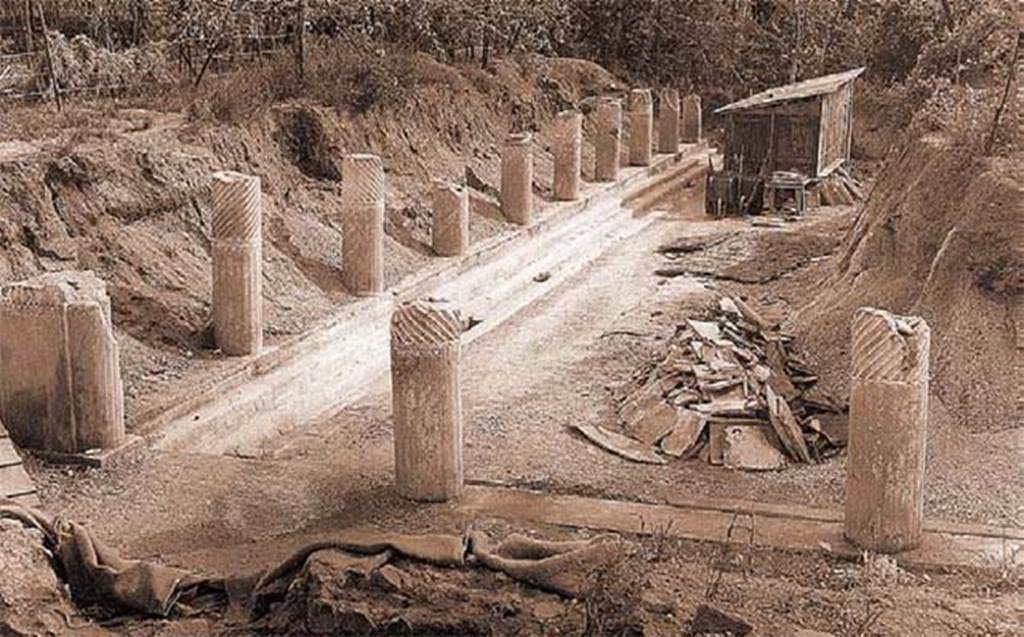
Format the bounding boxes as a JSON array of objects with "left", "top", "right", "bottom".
[
  {"left": 391, "top": 302, "right": 933, "bottom": 558},
  {"left": 501, "top": 89, "right": 703, "bottom": 226}
]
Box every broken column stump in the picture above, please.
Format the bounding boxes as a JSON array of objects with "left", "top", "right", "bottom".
[
  {"left": 501, "top": 132, "right": 533, "bottom": 225},
  {"left": 628, "top": 89, "right": 654, "bottom": 166},
  {"left": 390, "top": 300, "right": 464, "bottom": 501},
  {"left": 658, "top": 88, "right": 680, "bottom": 154},
  {"left": 681, "top": 94, "right": 703, "bottom": 143},
  {"left": 432, "top": 180, "right": 469, "bottom": 257},
  {"left": 594, "top": 98, "right": 622, "bottom": 182},
  {"left": 211, "top": 171, "right": 263, "bottom": 356},
  {"left": 342, "top": 154, "right": 386, "bottom": 296},
  {"left": 844, "top": 307, "right": 930, "bottom": 553},
  {"left": 0, "top": 271, "right": 124, "bottom": 453},
  {"left": 553, "top": 110, "right": 583, "bottom": 201}
]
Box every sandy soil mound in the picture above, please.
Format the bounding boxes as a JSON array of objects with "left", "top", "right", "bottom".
[
  {"left": 792, "top": 134, "right": 1023, "bottom": 431},
  {"left": 0, "top": 519, "right": 75, "bottom": 636},
  {"left": 0, "top": 55, "right": 622, "bottom": 423}
]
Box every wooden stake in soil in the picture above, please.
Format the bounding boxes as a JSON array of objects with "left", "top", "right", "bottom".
[
  {"left": 844, "top": 307, "right": 930, "bottom": 553},
  {"left": 628, "top": 89, "right": 653, "bottom": 166},
  {"left": 36, "top": 2, "right": 61, "bottom": 112},
  {"left": 501, "top": 132, "right": 533, "bottom": 225},
  {"left": 594, "top": 98, "right": 622, "bottom": 182},
  {"left": 210, "top": 171, "right": 263, "bottom": 356},
  {"left": 552, "top": 110, "right": 583, "bottom": 201},
  {"left": 682, "top": 94, "right": 702, "bottom": 143},
  {"left": 391, "top": 299, "right": 464, "bottom": 502},
  {"left": 431, "top": 179, "right": 469, "bottom": 257},
  {"left": 658, "top": 88, "right": 681, "bottom": 153},
  {"left": 295, "top": 0, "right": 307, "bottom": 80},
  {"left": 341, "top": 154, "right": 386, "bottom": 296}
]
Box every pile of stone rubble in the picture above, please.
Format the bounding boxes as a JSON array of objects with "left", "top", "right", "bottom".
[{"left": 577, "top": 296, "right": 847, "bottom": 470}]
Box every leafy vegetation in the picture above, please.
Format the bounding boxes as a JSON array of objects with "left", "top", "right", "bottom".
[{"left": 7, "top": 1, "right": 1020, "bottom": 151}]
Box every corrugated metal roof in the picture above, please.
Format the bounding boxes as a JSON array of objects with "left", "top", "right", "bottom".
[{"left": 714, "top": 67, "right": 865, "bottom": 114}]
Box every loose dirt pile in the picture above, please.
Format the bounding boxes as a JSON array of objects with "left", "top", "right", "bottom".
[
  {"left": 792, "top": 134, "right": 1023, "bottom": 431},
  {"left": 0, "top": 54, "right": 623, "bottom": 424},
  {"left": 0, "top": 519, "right": 75, "bottom": 636}
]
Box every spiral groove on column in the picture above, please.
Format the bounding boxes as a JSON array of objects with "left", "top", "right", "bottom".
[
  {"left": 211, "top": 171, "right": 262, "bottom": 243},
  {"left": 341, "top": 154, "right": 386, "bottom": 207},
  {"left": 851, "top": 308, "right": 930, "bottom": 384},
  {"left": 341, "top": 154, "right": 386, "bottom": 296},
  {"left": 391, "top": 299, "right": 464, "bottom": 349}
]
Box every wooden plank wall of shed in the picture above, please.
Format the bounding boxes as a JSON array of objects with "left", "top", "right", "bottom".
[
  {"left": 724, "top": 98, "right": 821, "bottom": 177},
  {"left": 818, "top": 83, "right": 853, "bottom": 176}
]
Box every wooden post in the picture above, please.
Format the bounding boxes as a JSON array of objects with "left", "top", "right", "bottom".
[
  {"left": 296, "top": 0, "right": 307, "bottom": 80},
  {"left": 36, "top": 2, "right": 61, "bottom": 112},
  {"left": 844, "top": 308, "right": 930, "bottom": 553},
  {"left": 23, "top": 0, "right": 33, "bottom": 52}
]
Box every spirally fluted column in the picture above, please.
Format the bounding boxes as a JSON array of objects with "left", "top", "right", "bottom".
[
  {"left": 844, "top": 307, "right": 930, "bottom": 553},
  {"left": 628, "top": 89, "right": 653, "bottom": 166},
  {"left": 390, "top": 299, "right": 464, "bottom": 502},
  {"left": 501, "top": 132, "right": 533, "bottom": 225},
  {"left": 658, "top": 88, "right": 680, "bottom": 154},
  {"left": 211, "top": 171, "right": 263, "bottom": 356},
  {"left": 552, "top": 110, "right": 582, "bottom": 201},
  {"left": 342, "top": 154, "right": 386, "bottom": 296},
  {"left": 594, "top": 98, "right": 622, "bottom": 182}
]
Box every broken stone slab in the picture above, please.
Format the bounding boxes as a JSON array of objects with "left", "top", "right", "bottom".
[
  {"left": 722, "top": 424, "right": 788, "bottom": 471},
  {"left": 660, "top": 410, "right": 707, "bottom": 458},
  {"left": 692, "top": 397, "right": 758, "bottom": 418},
  {"left": 624, "top": 401, "right": 679, "bottom": 446},
  {"left": 686, "top": 319, "right": 722, "bottom": 342},
  {"left": 574, "top": 424, "right": 666, "bottom": 465},
  {"left": 765, "top": 385, "right": 812, "bottom": 463}
]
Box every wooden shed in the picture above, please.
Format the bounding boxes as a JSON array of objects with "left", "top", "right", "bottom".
[{"left": 715, "top": 68, "right": 864, "bottom": 179}]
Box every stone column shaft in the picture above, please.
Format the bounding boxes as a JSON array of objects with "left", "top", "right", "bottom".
[
  {"left": 342, "top": 154, "right": 386, "bottom": 296},
  {"left": 211, "top": 171, "right": 263, "bottom": 356},
  {"left": 552, "top": 110, "right": 583, "bottom": 201},
  {"left": 594, "top": 98, "right": 622, "bottom": 182},
  {"left": 658, "top": 88, "right": 681, "bottom": 154},
  {"left": 432, "top": 180, "right": 469, "bottom": 257},
  {"left": 391, "top": 300, "right": 464, "bottom": 501},
  {"left": 628, "top": 89, "right": 653, "bottom": 167},
  {"left": 682, "top": 94, "right": 703, "bottom": 144},
  {"left": 844, "top": 308, "right": 930, "bottom": 553},
  {"left": 501, "top": 133, "right": 533, "bottom": 225},
  {"left": 0, "top": 271, "right": 124, "bottom": 453}
]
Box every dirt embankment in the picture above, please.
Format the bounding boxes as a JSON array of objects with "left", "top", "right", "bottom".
[
  {"left": 0, "top": 55, "right": 624, "bottom": 423},
  {"left": 792, "top": 134, "right": 1024, "bottom": 431}
]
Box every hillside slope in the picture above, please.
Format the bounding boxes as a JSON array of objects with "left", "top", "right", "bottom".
[{"left": 793, "top": 134, "right": 1023, "bottom": 431}]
